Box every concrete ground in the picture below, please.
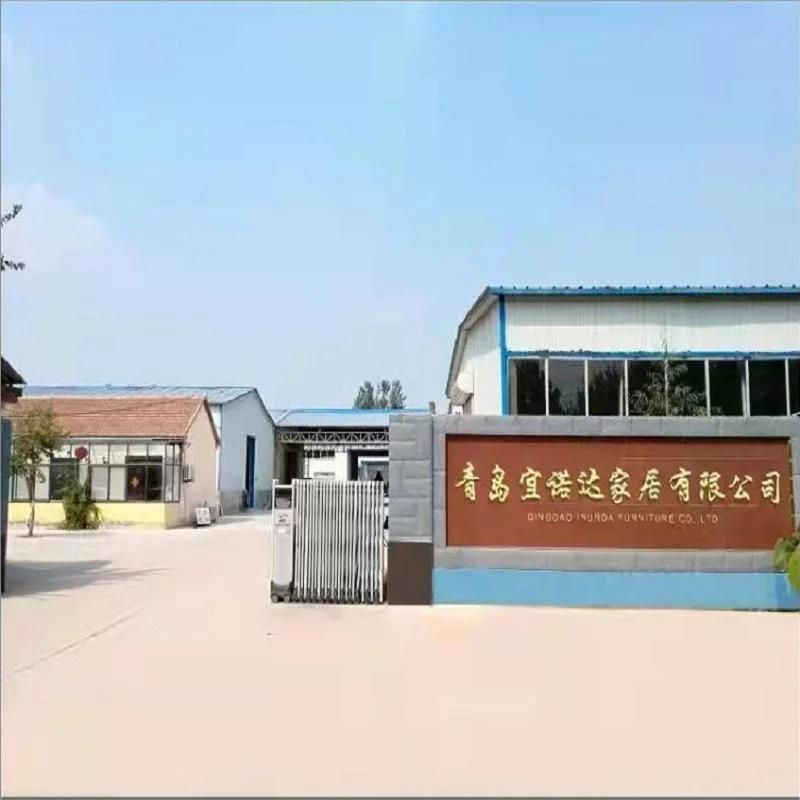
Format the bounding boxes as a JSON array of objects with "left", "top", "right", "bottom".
[{"left": 1, "top": 515, "right": 798, "bottom": 797}]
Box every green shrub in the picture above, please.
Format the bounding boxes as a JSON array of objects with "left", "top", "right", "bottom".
[
  {"left": 773, "top": 535, "right": 800, "bottom": 592},
  {"left": 62, "top": 479, "right": 102, "bottom": 530}
]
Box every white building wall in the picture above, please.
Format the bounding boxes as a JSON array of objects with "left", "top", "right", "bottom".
[
  {"left": 218, "top": 392, "right": 274, "bottom": 512},
  {"left": 505, "top": 296, "right": 800, "bottom": 354},
  {"left": 455, "top": 302, "right": 502, "bottom": 414},
  {"left": 304, "top": 451, "right": 349, "bottom": 481}
]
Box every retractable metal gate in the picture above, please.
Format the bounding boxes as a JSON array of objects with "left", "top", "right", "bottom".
[{"left": 290, "top": 479, "right": 385, "bottom": 604}]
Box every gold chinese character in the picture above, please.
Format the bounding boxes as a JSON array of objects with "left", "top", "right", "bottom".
[
  {"left": 728, "top": 474, "right": 752, "bottom": 501},
  {"left": 609, "top": 467, "right": 630, "bottom": 505},
  {"left": 546, "top": 469, "right": 572, "bottom": 501},
  {"left": 455, "top": 461, "right": 479, "bottom": 502},
  {"left": 699, "top": 471, "right": 725, "bottom": 503},
  {"left": 669, "top": 467, "right": 692, "bottom": 503},
  {"left": 638, "top": 468, "right": 661, "bottom": 501},
  {"left": 577, "top": 468, "right": 605, "bottom": 501},
  {"left": 488, "top": 464, "right": 510, "bottom": 503},
  {"left": 761, "top": 471, "right": 781, "bottom": 505},
  {"left": 519, "top": 467, "right": 542, "bottom": 501}
]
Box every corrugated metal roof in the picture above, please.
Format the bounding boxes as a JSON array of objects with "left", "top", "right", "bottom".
[
  {"left": 446, "top": 284, "right": 800, "bottom": 397},
  {"left": 490, "top": 285, "right": 800, "bottom": 297},
  {"left": 269, "top": 408, "right": 428, "bottom": 429},
  {"left": 21, "top": 385, "right": 257, "bottom": 405}
]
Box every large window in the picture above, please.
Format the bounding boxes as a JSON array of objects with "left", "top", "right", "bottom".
[
  {"left": 507, "top": 355, "right": 798, "bottom": 418},
  {"left": 548, "top": 359, "right": 585, "bottom": 415},
  {"left": 510, "top": 358, "right": 546, "bottom": 415},
  {"left": 667, "top": 360, "right": 707, "bottom": 416},
  {"left": 588, "top": 360, "right": 625, "bottom": 415},
  {"left": 628, "top": 360, "right": 664, "bottom": 416},
  {"left": 749, "top": 360, "right": 787, "bottom": 416},
  {"left": 12, "top": 440, "right": 182, "bottom": 503},
  {"left": 709, "top": 360, "right": 745, "bottom": 416}
]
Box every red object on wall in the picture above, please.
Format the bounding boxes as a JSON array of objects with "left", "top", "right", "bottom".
[
  {"left": 446, "top": 435, "right": 794, "bottom": 550},
  {"left": 73, "top": 446, "right": 89, "bottom": 461}
]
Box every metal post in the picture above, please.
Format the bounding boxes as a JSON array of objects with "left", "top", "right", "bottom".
[
  {"left": 544, "top": 358, "right": 550, "bottom": 416},
  {"left": 584, "top": 359, "right": 589, "bottom": 416},
  {"left": 704, "top": 359, "right": 711, "bottom": 416}
]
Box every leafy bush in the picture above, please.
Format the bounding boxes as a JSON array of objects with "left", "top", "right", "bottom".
[
  {"left": 62, "top": 479, "right": 102, "bottom": 530},
  {"left": 773, "top": 535, "right": 800, "bottom": 592}
]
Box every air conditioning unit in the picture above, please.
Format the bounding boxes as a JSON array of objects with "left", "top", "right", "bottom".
[{"left": 182, "top": 464, "right": 195, "bottom": 483}]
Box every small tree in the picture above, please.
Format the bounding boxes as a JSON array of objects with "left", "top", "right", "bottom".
[
  {"left": 353, "top": 379, "right": 406, "bottom": 409},
  {"left": 1, "top": 204, "right": 25, "bottom": 271},
  {"left": 9, "top": 403, "right": 66, "bottom": 536},
  {"left": 629, "top": 344, "right": 707, "bottom": 417}
]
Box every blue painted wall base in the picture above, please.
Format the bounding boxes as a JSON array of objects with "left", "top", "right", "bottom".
[{"left": 433, "top": 568, "right": 800, "bottom": 610}]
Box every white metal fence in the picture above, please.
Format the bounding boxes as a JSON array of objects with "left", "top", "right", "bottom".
[{"left": 291, "top": 479, "right": 385, "bottom": 603}]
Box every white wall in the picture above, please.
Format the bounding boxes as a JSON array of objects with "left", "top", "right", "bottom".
[
  {"left": 454, "top": 302, "right": 502, "bottom": 414},
  {"left": 505, "top": 296, "right": 800, "bottom": 354},
  {"left": 218, "top": 391, "right": 274, "bottom": 504},
  {"left": 304, "top": 451, "right": 349, "bottom": 481}
]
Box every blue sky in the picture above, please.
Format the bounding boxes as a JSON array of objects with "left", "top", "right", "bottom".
[{"left": 1, "top": 1, "right": 798, "bottom": 408}]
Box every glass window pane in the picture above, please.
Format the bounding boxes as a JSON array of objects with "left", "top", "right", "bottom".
[
  {"left": 789, "top": 359, "right": 799, "bottom": 416},
  {"left": 53, "top": 443, "right": 71, "bottom": 459},
  {"left": 78, "top": 462, "right": 89, "bottom": 485},
  {"left": 13, "top": 473, "right": 31, "bottom": 501},
  {"left": 35, "top": 467, "right": 50, "bottom": 501},
  {"left": 109, "top": 466, "right": 126, "bottom": 500},
  {"left": 109, "top": 443, "right": 127, "bottom": 464},
  {"left": 174, "top": 463, "right": 182, "bottom": 501},
  {"left": 148, "top": 442, "right": 166, "bottom": 460},
  {"left": 667, "top": 360, "right": 707, "bottom": 416},
  {"left": 90, "top": 443, "right": 109, "bottom": 464},
  {"left": 127, "top": 442, "right": 147, "bottom": 457},
  {"left": 709, "top": 360, "right": 744, "bottom": 416},
  {"left": 548, "top": 360, "right": 585, "bottom": 415},
  {"left": 91, "top": 466, "right": 109, "bottom": 501},
  {"left": 588, "top": 360, "right": 624, "bottom": 416},
  {"left": 749, "top": 360, "right": 787, "bottom": 415},
  {"left": 126, "top": 464, "right": 147, "bottom": 501},
  {"left": 164, "top": 462, "right": 175, "bottom": 501},
  {"left": 510, "top": 359, "right": 546, "bottom": 415},
  {"left": 49, "top": 460, "right": 77, "bottom": 500},
  {"left": 146, "top": 465, "right": 163, "bottom": 501},
  {"left": 629, "top": 360, "right": 665, "bottom": 416}
]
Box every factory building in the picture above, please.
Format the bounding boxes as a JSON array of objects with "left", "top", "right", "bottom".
[{"left": 446, "top": 286, "right": 799, "bottom": 417}]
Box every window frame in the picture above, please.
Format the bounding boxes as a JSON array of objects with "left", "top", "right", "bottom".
[
  {"left": 11, "top": 439, "right": 183, "bottom": 503},
  {"left": 505, "top": 353, "right": 797, "bottom": 419}
]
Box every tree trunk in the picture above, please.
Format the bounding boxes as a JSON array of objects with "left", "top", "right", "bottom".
[{"left": 26, "top": 477, "right": 35, "bottom": 536}]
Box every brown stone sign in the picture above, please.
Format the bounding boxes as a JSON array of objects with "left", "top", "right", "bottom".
[{"left": 446, "top": 435, "right": 794, "bottom": 550}]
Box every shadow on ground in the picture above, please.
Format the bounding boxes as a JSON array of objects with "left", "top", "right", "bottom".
[{"left": 3, "top": 560, "right": 162, "bottom": 597}]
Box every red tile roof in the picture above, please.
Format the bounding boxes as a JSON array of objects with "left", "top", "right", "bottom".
[{"left": 9, "top": 396, "right": 219, "bottom": 442}]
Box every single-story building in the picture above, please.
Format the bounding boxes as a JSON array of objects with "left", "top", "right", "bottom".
[
  {"left": 270, "top": 408, "right": 429, "bottom": 490},
  {"left": 7, "top": 396, "right": 219, "bottom": 528},
  {"left": 446, "top": 285, "right": 800, "bottom": 417},
  {"left": 20, "top": 386, "right": 274, "bottom": 513}
]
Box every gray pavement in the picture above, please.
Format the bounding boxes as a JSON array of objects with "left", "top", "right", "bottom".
[{"left": 2, "top": 515, "right": 798, "bottom": 796}]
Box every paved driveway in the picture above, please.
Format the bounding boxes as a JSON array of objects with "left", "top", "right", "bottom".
[{"left": 2, "top": 515, "right": 798, "bottom": 796}]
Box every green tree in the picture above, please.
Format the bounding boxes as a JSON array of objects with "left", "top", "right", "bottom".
[
  {"left": 353, "top": 379, "right": 406, "bottom": 409},
  {"left": 9, "top": 403, "right": 66, "bottom": 536},
  {"left": 629, "top": 346, "right": 707, "bottom": 417},
  {"left": 1, "top": 204, "right": 25, "bottom": 271}
]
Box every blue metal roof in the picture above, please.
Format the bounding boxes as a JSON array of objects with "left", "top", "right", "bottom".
[
  {"left": 22, "top": 385, "right": 258, "bottom": 405},
  {"left": 269, "top": 408, "right": 428, "bottom": 429},
  {"left": 489, "top": 285, "right": 800, "bottom": 298}
]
